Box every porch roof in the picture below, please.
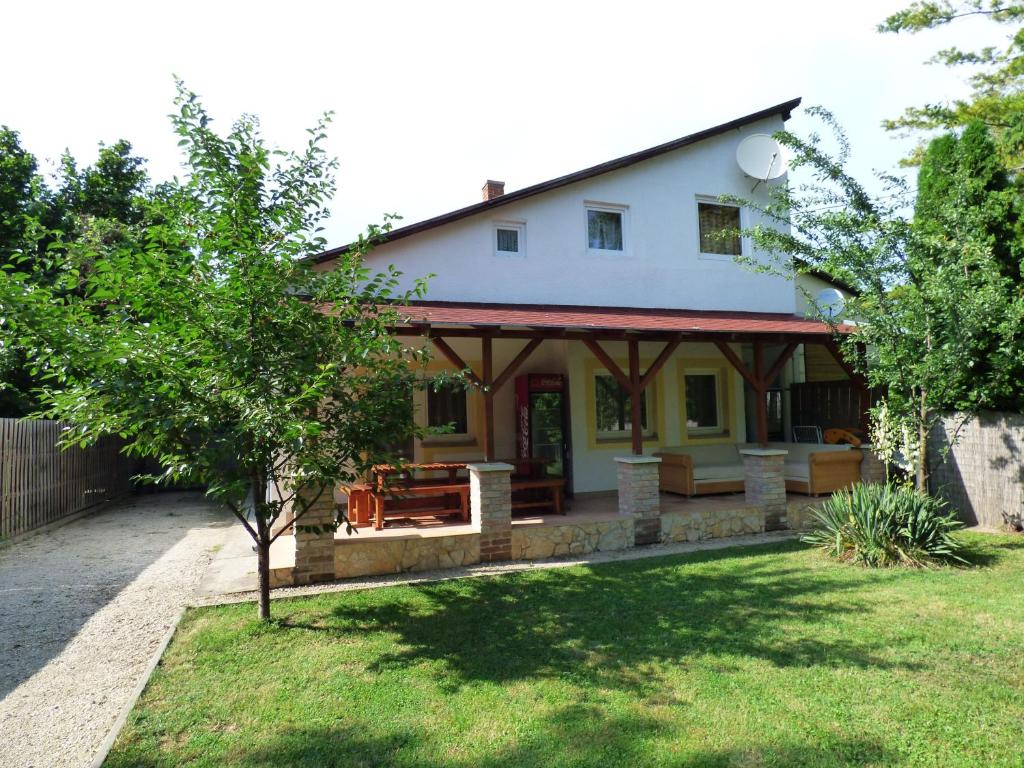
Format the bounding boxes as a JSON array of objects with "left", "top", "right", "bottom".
[{"left": 396, "top": 301, "right": 853, "bottom": 338}]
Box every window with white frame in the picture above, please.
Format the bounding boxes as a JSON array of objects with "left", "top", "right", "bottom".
[
  {"left": 586, "top": 204, "right": 626, "bottom": 252},
  {"left": 594, "top": 373, "right": 653, "bottom": 439},
  {"left": 697, "top": 201, "right": 742, "bottom": 256},
  {"left": 684, "top": 371, "right": 724, "bottom": 435},
  {"left": 494, "top": 222, "right": 524, "bottom": 256},
  {"left": 427, "top": 382, "right": 469, "bottom": 435}
]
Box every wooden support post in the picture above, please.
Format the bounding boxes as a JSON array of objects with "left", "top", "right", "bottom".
[
  {"left": 628, "top": 338, "right": 643, "bottom": 455},
  {"left": 639, "top": 335, "right": 681, "bottom": 390},
  {"left": 753, "top": 341, "right": 768, "bottom": 447},
  {"left": 482, "top": 335, "right": 494, "bottom": 461},
  {"left": 713, "top": 340, "right": 760, "bottom": 390},
  {"left": 492, "top": 338, "right": 543, "bottom": 393},
  {"left": 430, "top": 336, "right": 482, "bottom": 387},
  {"left": 764, "top": 342, "right": 798, "bottom": 387},
  {"left": 582, "top": 338, "right": 633, "bottom": 391}
]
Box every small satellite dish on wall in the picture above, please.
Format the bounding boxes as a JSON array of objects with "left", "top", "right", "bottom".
[
  {"left": 815, "top": 287, "right": 846, "bottom": 318},
  {"left": 736, "top": 134, "right": 789, "bottom": 185}
]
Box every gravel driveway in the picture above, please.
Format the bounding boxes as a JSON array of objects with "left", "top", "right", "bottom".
[{"left": 0, "top": 492, "right": 232, "bottom": 768}]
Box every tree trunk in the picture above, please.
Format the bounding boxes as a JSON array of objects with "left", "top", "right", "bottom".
[
  {"left": 916, "top": 388, "right": 929, "bottom": 493},
  {"left": 256, "top": 537, "right": 271, "bottom": 621}
]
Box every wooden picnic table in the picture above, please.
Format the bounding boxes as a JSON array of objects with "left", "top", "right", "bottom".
[{"left": 352, "top": 459, "right": 562, "bottom": 530}]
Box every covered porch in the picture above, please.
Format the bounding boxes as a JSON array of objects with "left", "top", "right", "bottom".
[{"left": 281, "top": 302, "right": 869, "bottom": 585}]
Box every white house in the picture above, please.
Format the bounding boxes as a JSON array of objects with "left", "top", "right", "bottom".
[{"left": 313, "top": 98, "right": 862, "bottom": 496}]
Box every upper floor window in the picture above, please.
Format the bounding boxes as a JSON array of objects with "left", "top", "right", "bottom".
[
  {"left": 586, "top": 203, "right": 626, "bottom": 252},
  {"left": 494, "top": 222, "right": 525, "bottom": 257},
  {"left": 697, "top": 201, "right": 742, "bottom": 256}
]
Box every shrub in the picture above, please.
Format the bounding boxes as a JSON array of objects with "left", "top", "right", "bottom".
[{"left": 802, "top": 483, "right": 966, "bottom": 567}]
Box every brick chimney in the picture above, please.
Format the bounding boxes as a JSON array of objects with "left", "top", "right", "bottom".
[{"left": 482, "top": 179, "right": 505, "bottom": 201}]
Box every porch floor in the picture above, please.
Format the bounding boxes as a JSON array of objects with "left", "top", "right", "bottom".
[{"left": 335, "top": 491, "right": 821, "bottom": 542}]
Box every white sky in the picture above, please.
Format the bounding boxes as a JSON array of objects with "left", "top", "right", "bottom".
[{"left": 1, "top": 0, "right": 999, "bottom": 247}]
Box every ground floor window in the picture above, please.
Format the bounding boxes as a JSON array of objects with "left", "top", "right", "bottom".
[
  {"left": 594, "top": 373, "right": 652, "bottom": 440},
  {"left": 684, "top": 371, "right": 724, "bottom": 436},
  {"left": 427, "top": 382, "right": 468, "bottom": 435}
]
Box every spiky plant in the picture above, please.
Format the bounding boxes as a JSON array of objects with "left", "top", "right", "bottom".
[{"left": 803, "top": 483, "right": 966, "bottom": 567}]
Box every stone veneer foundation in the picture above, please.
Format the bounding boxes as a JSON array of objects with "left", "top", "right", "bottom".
[
  {"left": 334, "top": 532, "right": 481, "bottom": 579},
  {"left": 511, "top": 518, "right": 634, "bottom": 560}
]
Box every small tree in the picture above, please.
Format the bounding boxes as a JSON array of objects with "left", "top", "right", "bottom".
[
  {"left": 1, "top": 83, "right": 430, "bottom": 620},
  {"left": 728, "top": 108, "right": 1022, "bottom": 491}
]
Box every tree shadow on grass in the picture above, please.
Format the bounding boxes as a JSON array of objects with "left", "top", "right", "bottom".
[
  {"left": 145, "top": 712, "right": 897, "bottom": 768},
  {"left": 281, "top": 541, "right": 919, "bottom": 697},
  {"left": 954, "top": 531, "right": 1024, "bottom": 567}
]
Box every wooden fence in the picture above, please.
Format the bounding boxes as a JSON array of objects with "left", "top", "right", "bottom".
[
  {"left": 0, "top": 419, "right": 137, "bottom": 540},
  {"left": 790, "top": 380, "right": 879, "bottom": 437}
]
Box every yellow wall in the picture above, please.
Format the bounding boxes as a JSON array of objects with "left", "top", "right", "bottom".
[{"left": 674, "top": 357, "right": 737, "bottom": 445}]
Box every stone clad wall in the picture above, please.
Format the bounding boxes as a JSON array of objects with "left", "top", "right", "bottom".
[
  {"left": 334, "top": 533, "right": 481, "bottom": 579},
  {"left": 929, "top": 412, "right": 1024, "bottom": 530},
  {"left": 511, "top": 518, "right": 634, "bottom": 560},
  {"left": 661, "top": 506, "right": 764, "bottom": 543}
]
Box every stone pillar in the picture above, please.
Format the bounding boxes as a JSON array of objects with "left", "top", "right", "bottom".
[
  {"left": 292, "top": 484, "right": 338, "bottom": 585},
  {"left": 615, "top": 456, "right": 662, "bottom": 545},
  {"left": 740, "top": 449, "right": 788, "bottom": 531},
  {"left": 859, "top": 444, "right": 887, "bottom": 485},
  {"left": 468, "top": 462, "right": 513, "bottom": 562}
]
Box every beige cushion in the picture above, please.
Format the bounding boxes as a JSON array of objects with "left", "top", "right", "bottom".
[
  {"left": 693, "top": 465, "right": 746, "bottom": 482},
  {"left": 784, "top": 463, "right": 810, "bottom": 481}
]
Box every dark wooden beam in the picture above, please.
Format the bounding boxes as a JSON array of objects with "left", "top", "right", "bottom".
[
  {"left": 822, "top": 338, "right": 865, "bottom": 385},
  {"left": 492, "top": 338, "right": 543, "bottom": 393},
  {"left": 713, "top": 340, "right": 760, "bottom": 390},
  {"left": 639, "top": 336, "right": 681, "bottom": 391},
  {"left": 429, "top": 337, "right": 482, "bottom": 387},
  {"left": 753, "top": 341, "right": 768, "bottom": 446},
  {"left": 582, "top": 338, "right": 633, "bottom": 392},
  {"left": 482, "top": 335, "right": 494, "bottom": 461},
  {"left": 628, "top": 338, "right": 643, "bottom": 455},
  {"left": 764, "top": 342, "right": 799, "bottom": 387}
]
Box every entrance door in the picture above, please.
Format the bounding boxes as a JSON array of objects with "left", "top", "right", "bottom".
[{"left": 530, "top": 390, "right": 572, "bottom": 493}]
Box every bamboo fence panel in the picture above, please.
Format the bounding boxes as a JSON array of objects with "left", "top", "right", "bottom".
[{"left": 0, "top": 419, "right": 135, "bottom": 540}]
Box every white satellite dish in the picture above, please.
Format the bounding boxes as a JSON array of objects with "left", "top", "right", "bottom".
[
  {"left": 815, "top": 287, "right": 846, "bottom": 318},
  {"left": 736, "top": 134, "right": 789, "bottom": 183}
]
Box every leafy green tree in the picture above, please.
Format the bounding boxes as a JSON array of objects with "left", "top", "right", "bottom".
[
  {"left": 0, "top": 131, "right": 150, "bottom": 416},
  {"left": 1, "top": 83, "right": 431, "bottom": 620},
  {"left": 730, "top": 108, "right": 1023, "bottom": 490},
  {"left": 879, "top": 1, "right": 1024, "bottom": 164}
]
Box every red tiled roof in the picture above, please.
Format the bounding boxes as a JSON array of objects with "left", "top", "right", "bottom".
[{"left": 397, "top": 302, "right": 852, "bottom": 336}]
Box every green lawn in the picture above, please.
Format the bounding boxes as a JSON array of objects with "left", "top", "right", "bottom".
[{"left": 106, "top": 534, "right": 1024, "bottom": 768}]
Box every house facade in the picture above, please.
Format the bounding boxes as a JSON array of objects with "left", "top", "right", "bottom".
[{"left": 314, "top": 97, "right": 860, "bottom": 496}]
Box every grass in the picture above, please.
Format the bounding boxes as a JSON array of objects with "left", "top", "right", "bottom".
[{"left": 106, "top": 533, "right": 1024, "bottom": 768}]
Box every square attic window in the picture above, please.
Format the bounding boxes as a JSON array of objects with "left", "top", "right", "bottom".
[
  {"left": 698, "top": 202, "right": 742, "bottom": 255},
  {"left": 496, "top": 227, "right": 519, "bottom": 253},
  {"left": 587, "top": 207, "right": 624, "bottom": 251},
  {"left": 494, "top": 223, "right": 524, "bottom": 256}
]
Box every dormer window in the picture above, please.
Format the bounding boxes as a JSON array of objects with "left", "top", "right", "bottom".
[
  {"left": 586, "top": 203, "right": 627, "bottom": 253},
  {"left": 494, "top": 222, "right": 525, "bottom": 257}
]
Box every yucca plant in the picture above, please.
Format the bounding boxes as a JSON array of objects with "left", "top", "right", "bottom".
[{"left": 802, "top": 483, "right": 966, "bottom": 567}]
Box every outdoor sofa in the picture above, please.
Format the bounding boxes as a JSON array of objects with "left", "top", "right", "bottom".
[{"left": 653, "top": 442, "right": 862, "bottom": 497}]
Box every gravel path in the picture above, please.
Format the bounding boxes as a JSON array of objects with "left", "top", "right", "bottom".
[{"left": 0, "top": 492, "right": 232, "bottom": 768}]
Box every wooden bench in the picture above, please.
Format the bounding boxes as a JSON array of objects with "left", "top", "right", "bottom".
[
  {"left": 511, "top": 477, "right": 566, "bottom": 515},
  {"left": 371, "top": 481, "right": 470, "bottom": 530}
]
